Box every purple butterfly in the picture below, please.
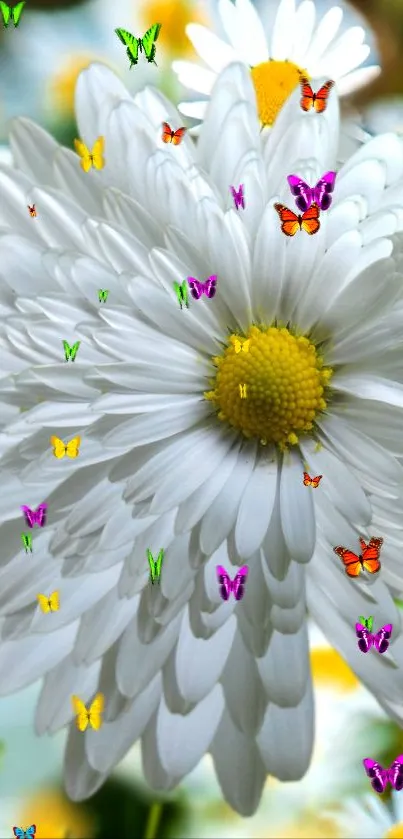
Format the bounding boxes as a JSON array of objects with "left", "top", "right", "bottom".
[
  {"left": 20, "top": 503, "right": 47, "bottom": 528},
  {"left": 216, "top": 565, "right": 248, "bottom": 601},
  {"left": 363, "top": 756, "right": 403, "bottom": 793},
  {"left": 355, "top": 622, "right": 393, "bottom": 654},
  {"left": 230, "top": 184, "right": 245, "bottom": 210},
  {"left": 187, "top": 275, "right": 217, "bottom": 300},
  {"left": 287, "top": 171, "right": 337, "bottom": 212}
]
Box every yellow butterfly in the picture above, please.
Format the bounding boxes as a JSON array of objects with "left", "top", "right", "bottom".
[
  {"left": 37, "top": 591, "right": 60, "bottom": 612},
  {"left": 239, "top": 383, "right": 248, "bottom": 398},
  {"left": 73, "top": 136, "right": 105, "bottom": 172},
  {"left": 50, "top": 436, "right": 81, "bottom": 459},
  {"left": 233, "top": 338, "right": 250, "bottom": 353},
  {"left": 72, "top": 693, "right": 104, "bottom": 732}
]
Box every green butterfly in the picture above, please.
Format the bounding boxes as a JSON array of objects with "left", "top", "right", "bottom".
[
  {"left": 147, "top": 548, "right": 164, "bottom": 584},
  {"left": 173, "top": 280, "right": 189, "bottom": 310},
  {"left": 98, "top": 289, "right": 109, "bottom": 303},
  {"left": 0, "top": 1, "right": 25, "bottom": 27},
  {"left": 21, "top": 532, "right": 32, "bottom": 553},
  {"left": 63, "top": 340, "right": 81, "bottom": 362},
  {"left": 358, "top": 615, "right": 373, "bottom": 631},
  {"left": 115, "top": 23, "right": 161, "bottom": 68}
]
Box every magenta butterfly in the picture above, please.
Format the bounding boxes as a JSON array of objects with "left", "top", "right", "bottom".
[
  {"left": 287, "top": 171, "right": 336, "bottom": 212},
  {"left": 21, "top": 503, "right": 47, "bottom": 528},
  {"left": 230, "top": 184, "right": 245, "bottom": 210},
  {"left": 188, "top": 275, "right": 217, "bottom": 300},
  {"left": 363, "top": 756, "right": 403, "bottom": 793},
  {"left": 216, "top": 565, "right": 248, "bottom": 601},
  {"left": 355, "top": 621, "right": 393, "bottom": 654}
]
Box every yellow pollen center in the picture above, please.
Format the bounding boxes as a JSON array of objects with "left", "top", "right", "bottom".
[
  {"left": 141, "top": 0, "right": 207, "bottom": 57},
  {"left": 250, "top": 59, "right": 308, "bottom": 126},
  {"left": 385, "top": 827, "right": 403, "bottom": 839},
  {"left": 205, "top": 326, "right": 332, "bottom": 448}
]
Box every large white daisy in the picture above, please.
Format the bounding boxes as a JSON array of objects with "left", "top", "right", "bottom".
[
  {"left": 1, "top": 61, "right": 403, "bottom": 817},
  {"left": 172, "top": 0, "right": 381, "bottom": 129}
]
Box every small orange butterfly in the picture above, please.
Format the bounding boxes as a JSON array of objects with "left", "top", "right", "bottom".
[
  {"left": 333, "top": 536, "right": 383, "bottom": 578},
  {"left": 161, "top": 122, "right": 187, "bottom": 145},
  {"left": 28, "top": 204, "right": 37, "bottom": 217},
  {"left": 300, "top": 77, "right": 334, "bottom": 113},
  {"left": 274, "top": 202, "right": 320, "bottom": 236},
  {"left": 303, "top": 472, "right": 322, "bottom": 488}
]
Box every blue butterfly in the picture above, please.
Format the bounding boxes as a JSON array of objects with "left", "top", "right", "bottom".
[{"left": 13, "top": 827, "right": 36, "bottom": 839}]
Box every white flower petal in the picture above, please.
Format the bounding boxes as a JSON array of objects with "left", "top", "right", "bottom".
[
  {"left": 336, "top": 63, "right": 381, "bottom": 96},
  {"left": 280, "top": 450, "right": 316, "bottom": 563},
  {"left": 257, "top": 678, "right": 314, "bottom": 778},
  {"left": 211, "top": 710, "right": 267, "bottom": 815},
  {"left": 171, "top": 61, "right": 216, "bottom": 95},
  {"left": 235, "top": 459, "right": 278, "bottom": 557},
  {"left": 271, "top": 0, "right": 296, "bottom": 60},
  {"left": 185, "top": 24, "right": 239, "bottom": 72},
  {"left": 233, "top": 0, "right": 269, "bottom": 64}
]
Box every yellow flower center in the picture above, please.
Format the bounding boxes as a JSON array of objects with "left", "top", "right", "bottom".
[
  {"left": 205, "top": 325, "right": 332, "bottom": 449},
  {"left": 18, "top": 789, "right": 94, "bottom": 838},
  {"left": 310, "top": 648, "right": 360, "bottom": 692},
  {"left": 141, "top": 0, "right": 207, "bottom": 56},
  {"left": 385, "top": 826, "right": 403, "bottom": 839},
  {"left": 48, "top": 54, "right": 100, "bottom": 116},
  {"left": 250, "top": 59, "right": 308, "bottom": 126}
]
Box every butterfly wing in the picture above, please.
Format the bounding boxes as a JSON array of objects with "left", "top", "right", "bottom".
[
  {"left": 287, "top": 174, "right": 313, "bottom": 212},
  {"left": 311, "top": 475, "right": 322, "bottom": 488},
  {"left": 50, "top": 436, "right": 66, "bottom": 458},
  {"left": 34, "top": 503, "right": 47, "bottom": 527},
  {"left": 363, "top": 758, "right": 389, "bottom": 793},
  {"left": 233, "top": 565, "right": 249, "bottom": 601},
  {"left": 0, "top": 1, "right": 11, "bottom": 26},
  {"left": 21, "top": 505, "right": 36, "bottom": 528},
  {"left": 48, "top": 591, "right": 60, "bottom": 611},
  {"left": 313, "top": 170, "right": 336, "bottom": 210},
  {"left": 161, "top": 121, "right": 174, "bottom": 143},
  {"left": 205, "top": 275, "right": 217, "bottom": 298},
  {"left": 72, "top": 695, "right": 90, "bottom": 732},
  {"left": 73, "top": 138, "right": 92, "bottom": 172},
  {"left": 389, "top": 755, "right": 403, "bottom": 791},
  {"left": 301, "top": 203, "right": 320, "bottom": 235},
  {"left": 25, "top": 829, "right": 36, "bottom": 839},
  {"left": 303, "top": 472, "right": 312, "bottom": 486},
  {"left": 91, "top": 136, "right": 105, "bottom": 170},
  {"left": 141, "top": 22, "right": 161, "bottom": 62},
  {"left": 115, "top": 28, "right": 139, "bottom": 64},
  {"left": 374, "top": 624, "right": 393, "bottom": 654},
  {"left": 65, "top": 436, "right": 81, "bottom": 458},
  {"left": 11, "top": 1, "right": 25, "bottom": 25},
  {"left": 355, "top": 622, "right": 374, "bottom": 653},
  {"left": 362, "top": 538, "right": 383, "bottom": 575},
  {"left": 216, "top": 565, "right": 231, "bottom": 601},
  {"left": 187, "top": 278, "right": 203, "bottom": 300},
  {"left": 333, "top": 546, "right": 362, "bottom": 577},
  {"left": 313, "top": 80, "right": 334, "bottom": 113},
  {"left": 300, "top": 77, "right": 314, "bottom": 111},
  {"left": 171, "top": 127, "right": 187, "bottom": 145},
  {"left": 274, "top": 203, "right": 300, "bottom": 237},
  {"left": 88, "top": 692, "right": 104, "bottom": 730},
  {"left": 37, "top": 594, "right": 51, "bottom": 613}
]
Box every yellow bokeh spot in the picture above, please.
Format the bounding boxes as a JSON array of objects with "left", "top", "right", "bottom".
[
  {"left": 18, "top": 789, "right": 94, "bottom": 839},
  {"left": 385, "top": 826, "right": 403, "bottom": 839},
  {"left": 250, "top": 59, "right": 308, "bottom": 126},
  {"left": 310, "top": 648, "right": 360, "bottom": 692},
  {"left": 140, "top": 0, "right": 207, "bottom": 56},
  {"left": 205, "top": 325, "right": 332, "bottom": 449},
  {"left": 49, "top": 55, "right": 100, "bottom": 116}
]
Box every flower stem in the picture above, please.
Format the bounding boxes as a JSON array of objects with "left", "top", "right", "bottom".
[{"left": 144, "top": 802, "right": 163, "bottom": 839}]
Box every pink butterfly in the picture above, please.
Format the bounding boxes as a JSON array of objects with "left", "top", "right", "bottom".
[
  {"left": 230, "top": 184, "right": 245, "bottom": 210},
  {"left": 287, "top": 171, "right": 336, "bottom": 212},
  {"left": 21, "top": 503, "right": 47, "bottom": 528},
  {"left": 355, "top": 622, "right": 393, "bottom": 654},
  {"left": 216, "top": 565, "right": 248, "bottom": 601},
  {"left": 187, "top": 275, "right": 217, "bottom": 300},
  {"left": 363, "top": 756, "right": 403, "bottom": 793}
]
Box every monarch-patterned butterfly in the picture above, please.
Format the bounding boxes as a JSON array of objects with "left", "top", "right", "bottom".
[
  {"left": 300, "top": 77, "right": 334, "bottom": 112},
  {"left": 333, "top": 536, "right": 383, "bottom": 577},
  {"left": 274, "top": 203, "right": 320, "bottom": 236}
]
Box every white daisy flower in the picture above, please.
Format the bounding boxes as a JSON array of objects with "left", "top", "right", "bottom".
[
  {"left": 1, "top": 61, "right": 403, "bottom": 817},
  {"left": 329, "top": 792, "right": 403, "bottom": 838},
  {"left": 172, "top": 0, "right": 381, "bottom": 130}
]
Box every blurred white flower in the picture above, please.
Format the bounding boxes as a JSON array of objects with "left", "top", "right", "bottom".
[
  {"left": 173, "top": 0, "right": 380, "bottom": 129},
  {"left": 328, "top": 791, "right": 403, "bottom": 838},
  {"left": 1, "top": 60, "right": 403, "bottom": 818}
]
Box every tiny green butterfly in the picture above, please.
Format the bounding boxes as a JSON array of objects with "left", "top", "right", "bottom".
[
  {"left": 0, "top": 1, "right": 25, "bottom": 27},
  {"left": 98, "top": 289, "right": 109, "bottom": 303},
  {"left": 173, "top": 280, "right": 189, "bottom": 310},
  {"left": 115, "top": 23, "right": 161, "bottom": 68},
  {"left": 147, "top": 548, "right": 164, "bottom": 584},
  {"left": 63, "top": 340, "right": 81, "bottom": 362},
  {"left": 358, "top": 615, "right": 373, "bottom": 631}
]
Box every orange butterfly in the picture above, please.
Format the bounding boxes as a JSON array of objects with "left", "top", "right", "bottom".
[
  {"left": 300, "top": 77, "right": 334, "bottom": 113},
  {"left": 274, "top": 203, "right": 320, "bottom": 236},
  {"left": 161, "top": 122, "right": 187, "bottom": 145},
  {"left": 303, "top": 472, "right": 322, "bottom": 488},
  {"left": 28, "top": 204, "right": 37, "bottom": 217},
  {"left": 333, "top": 536, "right": 383, "bottom": 578}
]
